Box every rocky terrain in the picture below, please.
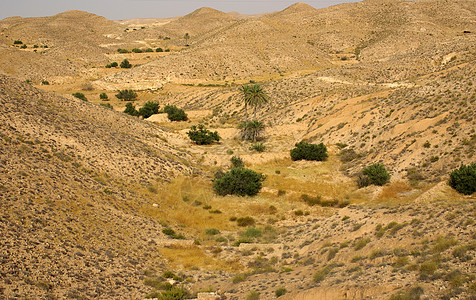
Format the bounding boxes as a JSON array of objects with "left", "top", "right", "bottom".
[{"left": 0, "top": 0, "right": 475, "bottom": 299}]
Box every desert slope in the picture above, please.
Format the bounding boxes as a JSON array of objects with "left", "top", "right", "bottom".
[{"left": 0, "top": 74, "right": 194, "bottom": 298}]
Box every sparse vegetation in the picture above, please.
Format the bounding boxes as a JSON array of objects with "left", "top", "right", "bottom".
[{"left": 238, "top": 120, "right": 265, "bottom": 142}]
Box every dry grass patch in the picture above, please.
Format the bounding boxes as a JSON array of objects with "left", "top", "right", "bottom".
[{"left": 159, "top": 245, "right": 242, "bottom": 271}]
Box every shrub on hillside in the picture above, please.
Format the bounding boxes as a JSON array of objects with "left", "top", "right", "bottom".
[
  {"left": 124, "top": 103, "right": 139, "bottom": 116},
  {"left": 290, "top": 141, "right": 328, "bottom": 161},
  {"left": 448, "top": 163, "right": 476, "bottom": 195},
  {"left": 117, "top": 48, "right": 130, "bottom": 53},
  {"left": 358, "top": 163, "right": 390, "bottom": 187},
  {"left": 100, "top": 103, "right": 113, "bottom": 109},
  {"left": 116, "top": 89, "right": 137, "bottom": 101},
  {"left": 72, "top": 92, "right": 87, "bottom": 101},
  {"left": 132, "top": 48, "right": 143, "bottom": 53},
  {"left": 99, "top": 93, "right": 108, "bottom": 100},
  {"left": 187, "top": 124, "right": 220, "bottom": 145},
  {"left": 120, "top": 59, "right": 132, "bottom": 68},
  {"left": 156, "top": 47, "right": 164, "bottom": 52},
  {"left": 13, "top": 40, "right": 23, "bottom": 45},
  {"left": 230, "top": 156, "right": 244, "bottom": 168},
  {"left": 213, "top": 168, "right": 265, "bottom": 196},
  {"left": 105, "top": 62, "right": 118, "bottom": 68},
  {"left": 138, "top": 101, "right": 160, "bottom": 118},
  {"left": 164, "top": 105, "right": 188, "bottom": 121}
]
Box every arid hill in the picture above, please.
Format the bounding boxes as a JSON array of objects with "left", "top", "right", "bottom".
[{"left": 0, "top": 74, "right": 194, "bottom": 298}]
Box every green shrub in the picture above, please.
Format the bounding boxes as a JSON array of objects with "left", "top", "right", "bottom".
[
  {"left": 359, "top": 163, "right": 390, "bottom": 187},
  {"left": 213, "top": 168, "right": 265, "bottom": 196},
  {"left": 205, "top": 228, "right": 220, "bottom": 235},
  {"left": 238, "top": 120, "right": 265, "bottom": 142},
  {"left": 230, "top": 156, "right": 244, "bottom": 168},
  {"left": 138, "top": 101, "right": 160, "bottom": 118},
  {"left": 156, "top": 47, "right": 164, "bottom": 52},
  {"left": 290, "top": 141, "right": 328, "bottom": 161},
  {"left": 157, "top": 286, "right": 189, "bottom": 300},
  {"left": 105, "top": 62, "right": 118, "bottom": 68},
  {"left": 187, "top": 125, "right": 220, "bottom": 145},
  {"left": 164, "top": 105, "right": 188, "bottom": 121},
  {"left": 116, "top": 89, "right": 138, "bottom": 101},
  {"left": 145, "top": 48, "right": 154, "bottom": 52},
  {"left": 117, "top": 48, "right": 130, "bottom": 53},
  {"left": 236, "top": 216, "right": 255, "bottom": 227},
  {"left": 99, "top": 93, "right": 108, "bottom": 100},
  {"left": 275, "top": 287, "right": 287, "bottom": 297},
  {"left": 124, "top": 102, "right": 139, "bottom": 116},
  {"left": 448, "top": 163, "right": 476, "bottom": 195},
  {"left": 72, "top": 92, "right": 87, "bottom": 101},
  {"left": 100, "top": 103, "right": 113, "bottom": 109},
  {"left": 132, "top": 48, "right": 143, "bottom": 53},
  {"left": 242, "top": 227, "right": 262, "bottom": 238},
  {"left": 120, "top": 59, "right": 132, "bottom": 68},
  {"left": 250, "top": 143, "right": 266, "bottom": 152},
  {"left": 13, "top": 40, "right": 23, "bottom": 44},
  {"left": 389, "top": 286, "right": 424, "bottom": 300},
  {"left": 41, "top": 80, "right": 49, "bottom": 85},
  {"left": 20, "top": 44, "right": 27, "bottom": 49},
  {"left": 246, "top": 290, "right": 259, "bottom": 300}
]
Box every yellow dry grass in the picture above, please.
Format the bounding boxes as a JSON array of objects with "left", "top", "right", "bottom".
[{"left": 159, "top": 245, "right": 242, "bottom": 271}]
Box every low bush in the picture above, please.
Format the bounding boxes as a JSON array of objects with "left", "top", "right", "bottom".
[
  {"left": 116, "top": 89, "right": 138, "bottom": 101},
  {"left": 290, "top": 141, "right": 328, "bottom": 161},
  {"left": 213, "top": 168, "right": 265, "bottom": 196},
  {"left": 72, "top": 92, "right": 87, "bottom": 101},
  {"left": 236, "top": 216, "right": 255, "bottom": 227},
  {"left": 358, "top": 163, "right": 390, "bottom": 187},
  {"left": 138, "top": 101, "right": 159, "bottom": 118},
  {"left": 230, "top": 156, "right": 244, "bottom": 168},
  {"left": 156, "top": 47, "right": 164, "bottom": 52},
  {"left": 250, "top": 143, "right": 266, "bottom": 152},
  {"left": 132, "top": 48, "right": 143, "bottom": 53},
  {"left": 117, "top": 48, "right": 130, "bottom": 53},
  {"left": 164, "top": 105, "right": 188, "bottom": 121},
  {"left": 187, "top": 125, "right": 220, "bottom": 145},
  {"left": 13, "top": 40, "right": 23, "bottom": 44},
  {"left": 124, "top": 103, "right": 139, "bottom": 116},
  {"left": 448, "top": 163, "right": 476, "bottom": 195},
  {"left": 120, "top": 59, "right": 132, "bottom": 68},
  {"left": 100, "top": 103, "right": 113, "bottom": 109},
  {"left": 275, "top": 287, "right": 287, "bottom": 297},
  {"left": 99, "top": 93, "right": 108, "bottom": 100}
]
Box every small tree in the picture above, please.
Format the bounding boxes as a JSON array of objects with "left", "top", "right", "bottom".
[
  {"left": 138, "top": 101, "right": 159, "bottom": 118},
  {"left": 116, "top": 89, "right": 138, "bottom": 101},
  {"left": 120, "top": 59, "right": 132, "bottom": 68},
  {"left": 164, "top": 105, "right": 188, "bottom": 121},
  {"left": 187, "top": 125, "right": 220, "bottom": 145},
  {"left": 123, "top": 103, "right": 139, "bottom": 116},
  {"left": 99, "top": 93, "right": 108, "bottom": 100},
  {"left": 290, "top": 141, "right": 328, "bottom": 161},
  {"left": 184, "top": 33, "right": 190, "bottom": 45},
  {"left": 213, "top": 168, "right": 265, "bottom": 196},
  {"left": 448, "top": 163, "right": 476, "bottom": 195},
  {"left": 359, "top": 163, "right": 390, "bottom": 187},
  {"left": 72, "top": 92, "right": 87, "bottom": 101}
]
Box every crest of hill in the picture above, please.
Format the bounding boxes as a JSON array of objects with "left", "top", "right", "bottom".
[
  {"left": 0, "top": 74, "right": 195, "bottom": 298},
  {"left": 268, "top": 2, "right": 318, "bottom": 18},
  {"left": 159, "top": 7, "right": 237, "bottom": 37}
]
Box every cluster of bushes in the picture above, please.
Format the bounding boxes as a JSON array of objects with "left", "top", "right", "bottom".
[
  {"left": 99, "top": 93, "right": 108, "bottom": 100},
  {"left": 105, "top": 62, "right": 118, "bottom": 68},
  {"left": 124, "top": 101, "right": 159, "bottom": 118},
  {"left": 290, "top": 141, "right": 328, "bottom": 161},
  {"left": 213, "top": 158, "right": 265, "bottom": 196},
  {"left": 116, "top": 89, "right": 137, "bottom": 101},
  {"left": 164, "top": 105, "right": 188, "bottom": 121},
  {"left": 156, "top": 48, "right": 170, "bottom": 52},
  {"left": 187, "top": 125, "right": 220, "bottom": 145},
  {"left": 301, "top": 194, "right": 349, "bottom": 208},
  {"left": 118, "top": 48, "right": 169, "bottom": 54}
]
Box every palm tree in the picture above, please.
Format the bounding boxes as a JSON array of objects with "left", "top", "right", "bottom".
[
  {"left": 238, "top": 120, "right": 265, "bottom": 142},
  {"left": 247, "top": 84, "right": 269, "bottom": 120}
]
